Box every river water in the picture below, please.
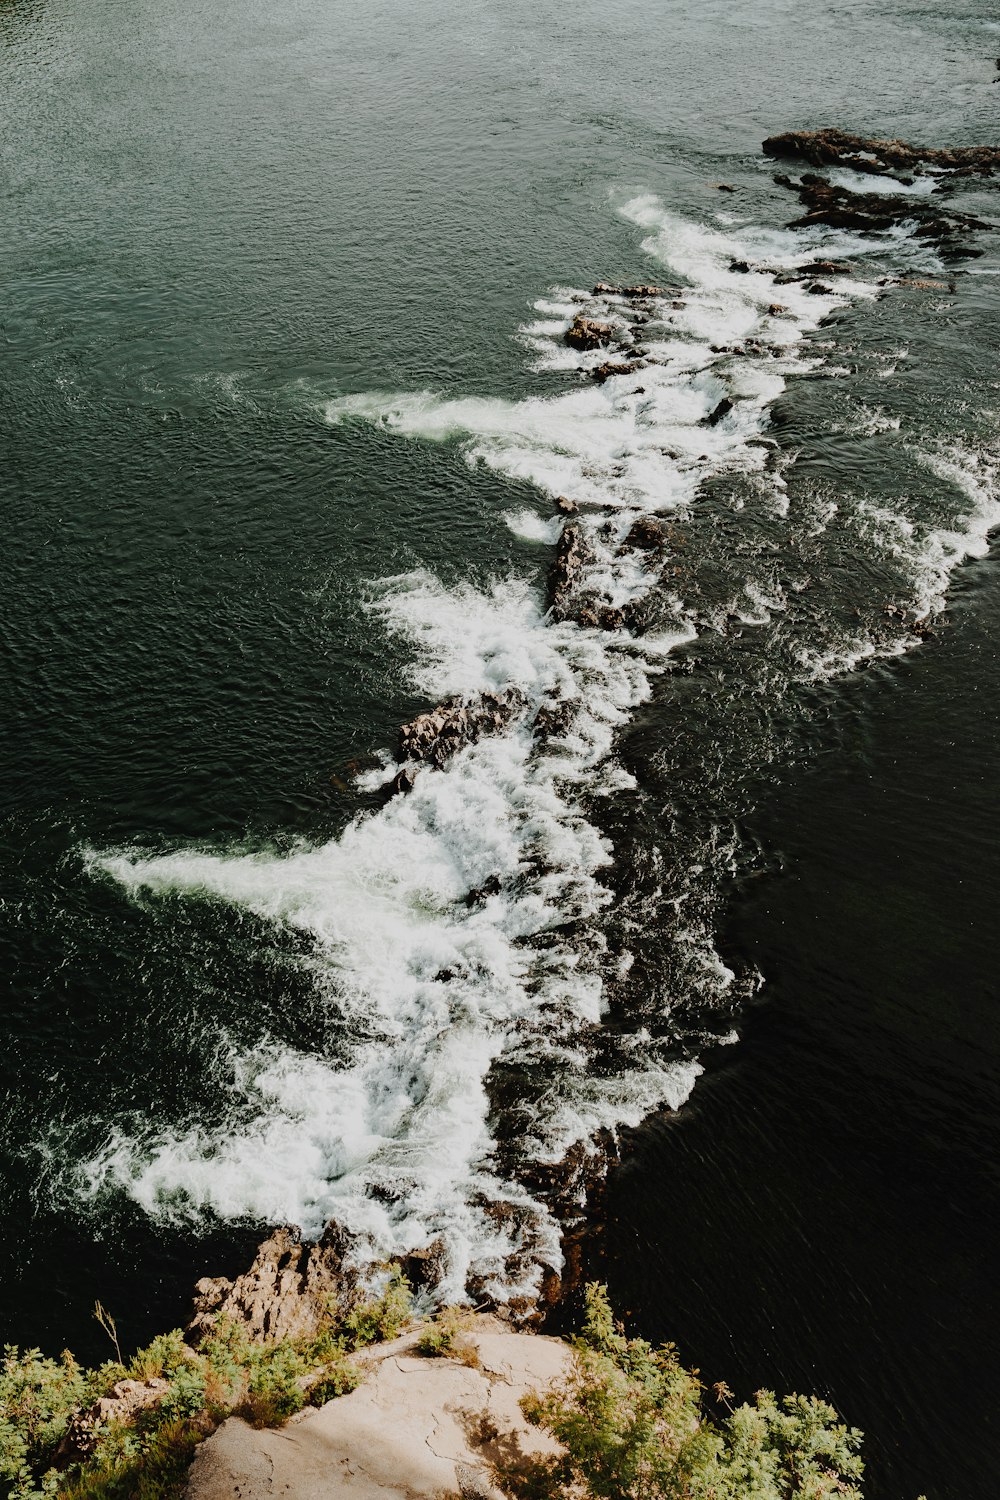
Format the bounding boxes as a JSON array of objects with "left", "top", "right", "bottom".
[{"left": 2, "top": 1, "right": 998, "bottom": 1496}]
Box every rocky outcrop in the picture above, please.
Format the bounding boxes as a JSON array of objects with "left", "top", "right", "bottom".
[
  {"left": 547, "top": 522, "right": 594, "bottom": 620},
  {"left": 592, "top": 359, "right": 641, "bottom": 383},
  {"left": 184, "top": 1320, "right": 572, "bottom": 1500},
  {"left": 763, "top": 127, "right": 1000, "bottom": 178},
  {"left": 398, "top": 689, "right": 526, "bottom": 772},
  {"left": 564, "top": 316, "right": 615, "bottom": 351},
  {"left": 592, "top": 283, "right": 663, "bottom": 297},
  {"left": 56, "top": 1378, "right": 171, "bottom": 1465},
  {"left": 187, "top": 1226, "right": 349, "bottom": 1347},
  {"left": 705, "top": 396, "right": 734, "bottom": 427}
]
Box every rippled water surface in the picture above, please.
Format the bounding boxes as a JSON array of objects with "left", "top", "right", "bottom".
[{"left": 2, "top": 1, "right": 999, "bottom": 1496}]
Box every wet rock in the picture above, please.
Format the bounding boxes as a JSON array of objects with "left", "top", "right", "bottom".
[
  {"left": 774, "top": 169, "right": 989, "bottom": 245},
  {"left": 548, "top": 521, "right": 595, "bottom": 619},
  {"left": 533, "top": 700, "right": 575, "bottom": 738},
  {"left": 767, "top": 303, "right": 788, "bottom": 316},
  {"left": 713, "top": 183, "right": 736, "bottom": 192},
  {"left": 705, "top": 396, "right": 734, "bottom": 426},
  {"left": 565, "top": 315, "right": 615, "bottom": 350},
  {"left": 763, "top": 127, "right": 1000, "bottom": 178},
  {"left": 554, "top": 495, "right": 579, "bottom": 514},
  {"left": 398, "top": 689, "right": 526, "bottom": 771},
  {"left": 592, "top": 360, "right": 639, "bottom": 384},
  {"left": 593, "top": 283, "right": 663, "bottom": 297},
  {"left": 897, "top": 277, "right": 950, "bottom": 290},
  {"left": 729, "top": 259, "right": 752, "bottom": 273},
  {"left": 624, "top": 516, "right": 668, "bottom": 551},
  {"left": 398, "top": 1239, "right": 449, "bottom": 1292},
  {"left": 805, "top": 259, "right": 855, "bottom": 275},
  {"left": 188, "top": 1226, "right": 351, "bottom": 1347}
]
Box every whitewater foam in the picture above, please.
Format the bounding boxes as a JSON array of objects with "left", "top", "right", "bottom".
[{"left": 72, "top": 189, "right": 992, "bottom": 1304}]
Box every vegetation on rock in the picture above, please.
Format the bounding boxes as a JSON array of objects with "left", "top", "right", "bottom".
[
  {"left": 495, "top": 1284, "right": 874, "bottom": 1500},
  {"left": 0, "top": 1270, "right": 413, "bottom": 1500}
]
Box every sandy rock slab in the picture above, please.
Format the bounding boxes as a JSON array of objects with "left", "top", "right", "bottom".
[{"left": 185, "top": 1321, "right": 571, "bottom": 1500}]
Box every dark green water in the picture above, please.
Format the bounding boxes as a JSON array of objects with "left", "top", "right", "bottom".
[{"left": 3, "top": 1, "right": 1000, "bottom": 1497}]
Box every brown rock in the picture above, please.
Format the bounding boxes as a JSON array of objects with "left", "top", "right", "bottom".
[
  {"left": 592, "top": 360, "right": 638, "bottom": 383},
  {"left": 398, "top": 689, "right": 526, "bottom": 772},
  {"left": 554, "top": 495, "right": 579, "bottom": 514},
  {"left": 564, "top": 316, "right": 615, "bottom": 351},
  {"left": 763, "top": 127, "right": 1000, "bottom": 177},
  {"left": 624, "top": 516, "right": 667, "bottom": 551}
]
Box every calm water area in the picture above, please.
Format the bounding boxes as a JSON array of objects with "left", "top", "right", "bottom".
[{"left": 2, "top": 2, "right": 999, "bottom": 1497}]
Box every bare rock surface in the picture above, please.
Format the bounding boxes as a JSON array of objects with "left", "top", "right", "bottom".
[
  {"left": 185, "top": 1319, "right": 572, "bottom": 1500},
  {"left": 564, "top": 315, "right": 615, "bottom": 351}
]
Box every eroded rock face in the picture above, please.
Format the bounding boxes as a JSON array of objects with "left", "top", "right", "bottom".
[
  {"left": 564, "top": 315, "right": 615, "bottom": 351},
  {"left": 398, "top": 689, "right": 526, "bottom": 772},
  {"left": 763, "top": 127, "right": 1000, "bottom": 177},
  {"left": 187, "top": 1226, "right": 348, "bottom": 1347}
]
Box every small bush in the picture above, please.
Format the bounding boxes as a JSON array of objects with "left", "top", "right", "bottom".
[
  {"left": 416, "top": 1308, "right": 479, "bottom": 1367},
  {"left": 497, "top": 1283, "right": 867, "bottom": 1500},
  {"left": 343, "top": 1267, "right": 412, "bottom": 1350}
]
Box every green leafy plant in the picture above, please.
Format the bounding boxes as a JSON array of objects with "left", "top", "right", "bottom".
[{"left": 497, "top": 1284, "right": 867, "bottom": 1500}]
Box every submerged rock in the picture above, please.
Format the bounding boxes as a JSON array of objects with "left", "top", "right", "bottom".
[
  {"left": 564, "top": 315, "right": 615, "bottom": 350},
  {"left": 705, "top": 396, "right": 734, "bottom": 426},
  {"left": 776, "top": 171, "right": 988, "bottom": 243}
]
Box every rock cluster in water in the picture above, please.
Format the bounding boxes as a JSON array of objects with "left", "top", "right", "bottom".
[
  {"left": 765, "top": 127, "right": 998, "bottom": 253},
  {"left": 763, "top": 127, "right": 1000, "bottom": 177}
]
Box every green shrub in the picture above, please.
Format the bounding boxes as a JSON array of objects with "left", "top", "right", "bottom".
[
  {"left": 499, "top": 1283, "right": 867, "bottom": 1500},
  {"left": 343, "top": 1267, "right": 412, "bottom": 1349},
  {"left": 416, "top": 1308, "right": 479, "bottom": 1366}
]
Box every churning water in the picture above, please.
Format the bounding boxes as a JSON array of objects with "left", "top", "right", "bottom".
[{"left": 3, "top": 0, "right": 999, "bottom": 1495}]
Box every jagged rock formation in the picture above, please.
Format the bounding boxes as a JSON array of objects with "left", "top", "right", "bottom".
[
  {"left": 188, "top": 1227, "right": 349, "bottom": 1347},
  {"left": 547, "top": 522, "right": 595, "bottom": 621},
  {"left": 564, "top": 315, "right": 615, "bottom": 350},
  {"left": 397, "top": 689, "right": 526, "bottom": 773},
  {"left": 763, "top": 127, "right": 1000, "bottom": 177}
]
